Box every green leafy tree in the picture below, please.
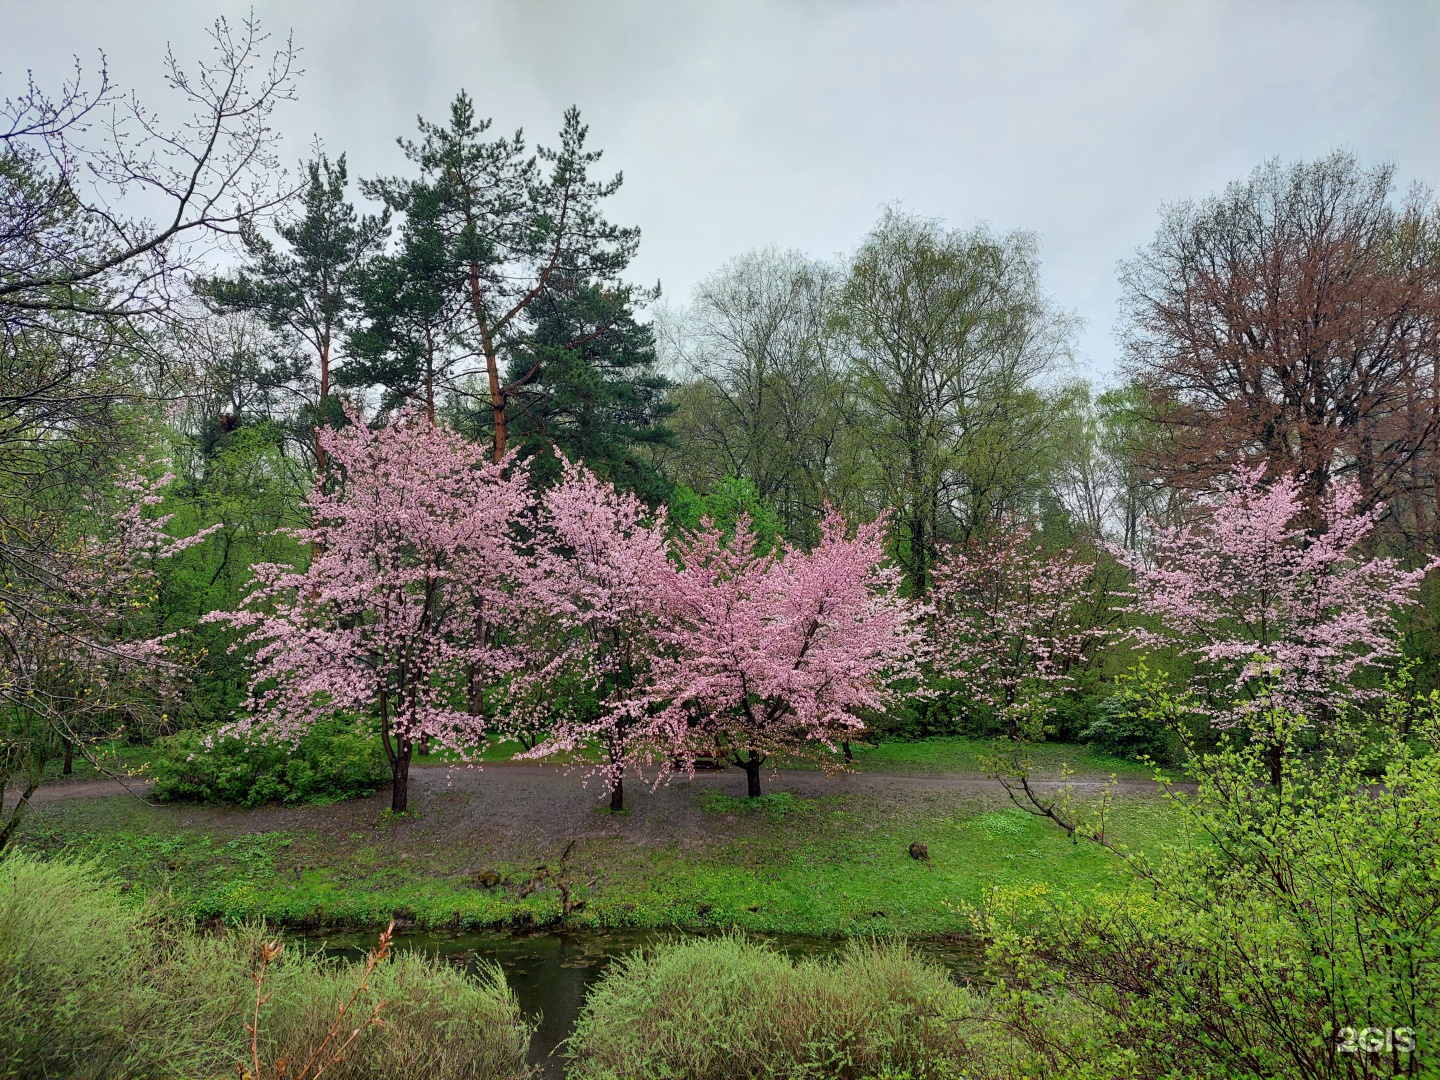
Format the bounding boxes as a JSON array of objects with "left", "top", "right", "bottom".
[
  {"left": 835, "top": 209, "right": 1073, "bottom": 594},
  {"left": 660, "top": 248, "right": 857, "bottom": 545},
  {"left": 668, "top": 476, "right": 783, "bottom": 552},
  {"left": 156, "top": 423, "right": 308, "bottom": 726}
]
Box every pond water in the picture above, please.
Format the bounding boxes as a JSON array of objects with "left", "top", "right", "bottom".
[{"left": 312, "top": 927, "right": 986, "bottom": 1077}]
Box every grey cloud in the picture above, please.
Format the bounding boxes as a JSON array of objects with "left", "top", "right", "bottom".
[{"left": 2, "top": 0, "right": 1436, "bottom": 376}]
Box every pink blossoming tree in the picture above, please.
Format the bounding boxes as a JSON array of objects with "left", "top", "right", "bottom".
[
  {"left": 1118, "top": 464, "right": 1435, "bottom": 743},
  {"left": 0, "top": 464, "right": 216, "bottom": 846},
  {"left": 213, "top": 412, "right": 529, "bottom": 812},
  {"left": 516, "top": 460, "right": 672, "bottom": 811},
  {"left": 930, "top": 521, "right": 1106, "bottom": 739},
  {"left": 651, "top": 510, "right": 920, "bottom": 798}
]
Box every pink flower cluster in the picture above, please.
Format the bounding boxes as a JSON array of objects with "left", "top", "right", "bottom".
[
  {"left": 2, "top": 462, "right": 217, "bottom": 733},
  {"left": 1118, "top": 464, "right": 1436, "bottom": 726},
  {"left": 644, "top": 509, "right": 921, "bottom": 791},
  {"left": 210, "top": 412, "right": 529, "bottom": 773},
  {"left": 510, "top": 476, "right": 923, "bottom": 800},
  {"left": 215, "top": 414, "right": 921, "bottom": 804},
  {"left": 928, "top": 521, "right": 1104, "bottom": 736},
  {"left": 512, "top": 460, "right": 674, "bottom": 802}
]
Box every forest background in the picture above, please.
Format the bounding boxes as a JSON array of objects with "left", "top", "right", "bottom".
[{"left": 5, "top": 15, "right": 1440, "bottom": 812}]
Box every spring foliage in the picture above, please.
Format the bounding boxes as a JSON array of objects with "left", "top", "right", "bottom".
[
  {"left": 210, "top": 412, "right": 530, "bottom": 810},
  {"left": 929, "top": 520, "right": 1105, "bottom": 737},
  {"left": 647, "top": 509, "right": 920, "bottom": 795},
  {"left": 982, "top": 696, "right": 1440, "bottom": 1079},
  {"left": 1118, "top": 464, "right": 1435, "bottom": 726}
]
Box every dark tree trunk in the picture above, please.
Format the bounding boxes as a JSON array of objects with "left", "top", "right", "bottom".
[
  {"left": 63, "top": 742, "right": 73, "bottom": 775},
  {"left": 609, "top": 774, "right": 624, "bottom": 813},
  {"left": 0, "top": 775, "right": 42, "bottom": 852},
  {"left": 842, "top": 740, "right": 853, "bottom": 763},
  {"left": 392, "top": 738, "right": 413, "bottom": 813},
  {"left": 740, "top": 751, "right": 763, "bottom": 798},
  {"left": 1268, "top": 740, "right": 1283, "bottom": 791},
  {"left": 418, "top": 735, "right": 431, "bottom": 756}
]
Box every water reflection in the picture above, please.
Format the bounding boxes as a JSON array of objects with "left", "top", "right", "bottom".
[{"left": 312, "top": 927, "right": 986, "bottom": 1077}]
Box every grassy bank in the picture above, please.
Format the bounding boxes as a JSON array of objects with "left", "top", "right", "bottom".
[
  {"left": 66, "top": 733, "right": 1170, "bottom": 784},
  {"left": 847, "top": 735, "right": 1164, "bottom": 778},
  {"left": 17, "top": 756, "right": 1178, "bottom": 936}
]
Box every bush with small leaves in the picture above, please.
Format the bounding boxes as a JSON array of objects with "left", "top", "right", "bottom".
[{"left": 152, "top": 717, "right": 387, "bottom": 806}]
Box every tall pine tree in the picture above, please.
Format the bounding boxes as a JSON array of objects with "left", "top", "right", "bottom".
[
  {"left": 339, "top": 201, "right": 459, "bottom": 420},
  {"left": 200, "top": 154, "right": 389, "bottom": 472},
  {"left": 354, "top": 93, "right": 651, "bottom": 461},
  {"left": 493, "top": 280, "right": 674, "bottom": 499}
]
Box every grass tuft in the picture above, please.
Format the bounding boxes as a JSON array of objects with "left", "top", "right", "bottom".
[
  {"left": 0, "top": 853, "right": 534, "bottom": 1079},
  {"left": 566, "top": 933, "right": 983, "bottom": 1079}
]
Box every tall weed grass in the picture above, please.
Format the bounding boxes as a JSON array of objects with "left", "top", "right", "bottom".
[
  {"left": 0, "top": 852, "right": 533, "bottom": 1079},
  {"left": 566, "top": 933, "right": 984, "bottom": 1080}
]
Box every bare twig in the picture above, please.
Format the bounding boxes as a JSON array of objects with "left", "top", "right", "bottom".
[{"left": 237, "top": 921, "right": 394, "bottom": 1080}]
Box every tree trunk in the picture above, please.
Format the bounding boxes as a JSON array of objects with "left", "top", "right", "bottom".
[
  {"left": 1267, "top": 740, "right": 1283, "bottom": 792},
  {"left": 740, "top": 751, "right": 763, "bottom": 798},
  {"left": 63, "top": 741, "right": 73, "bottom": 775},
  {"left": 391, "top": 738, "right": 413, "bottom": 813},
  {"left": 0, "top": 775, "right": 42, "bottom": 852},
  {"left": 466, "top": 259, "right": 508, "bottom": 463},
  {"left": 491, "top": 386, "right": 507, "bottom": 462},
  {"left": 842, "top": 740, "right": 853, "bottom": 763},
  {"left": 609, "top": 774, "right": 624, "bottom": 813}
]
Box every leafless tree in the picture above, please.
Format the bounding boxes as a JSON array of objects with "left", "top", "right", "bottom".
[
  {"left": 0, "top": 16, "right": 299, "bottom": 802},
  {"left": 661, "top": 248, "right": 858, "bottom": 543},
  {"left": 1120, "top": 152, "right": 1440, "bottom": 529},
  {"left": 1, "top": 15, "right": 298, "bottom": 330}
]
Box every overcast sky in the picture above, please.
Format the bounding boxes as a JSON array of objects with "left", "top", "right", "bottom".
[{"left": 4, "top": 1, "right": 1437, "bottom": 378}]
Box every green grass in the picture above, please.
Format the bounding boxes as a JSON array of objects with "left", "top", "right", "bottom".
[
  {"left": 16, "top": 735, "right": 1182, "bottom": 939},
  {"left": 17, "top": 782, "right": 1180, "bottom": 939},
  {"left": 39, "top": 741, "right": 160, "bottom": 784},
  {"left": 850, "top": 736, "right": 1169, "bottom": 779},
  {"left": 426, "top": 736, "right": 1168, "bottom": 779},
  {"left": 43, "top": 734, "right": 1163, "bottom": 786},
  {"left": 696, "top": 791, "right": 809, "bottom": 819}
]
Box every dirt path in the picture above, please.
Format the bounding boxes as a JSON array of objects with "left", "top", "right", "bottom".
[
  {"left": 13, "top": 761, "right": 1176, "bottom": 861},
  {"left": 11, "top": 774, "right": 156, "bottom": 805},
  {"left": 16, "top": 760, "right": 1166, "bottom": 805}
]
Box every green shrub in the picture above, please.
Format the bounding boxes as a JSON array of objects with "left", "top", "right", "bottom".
[
  {"left": 982, "top": 698, "right": 1440, "bottom": 1078},
  {"left": 566, "top": 934, "right": 978, "bottom": 1080},
  {"left": 874, "top": 685, "right": 1001, "bottom": 741},
  {"left": 0, "top": 853, "right": 145, "bottom": 1077},
  {"left": 259, "top": 948, "right": 533, "bottom": 1080},
  {"left": 0, "top": 854, "right": 534, "bottom": 1079},
  {"left": 1078, "top": 695, "right": 1172, "bottom": 763},
  {"left": 152, "top": 716, "right": 387, "bottom": 806}
]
